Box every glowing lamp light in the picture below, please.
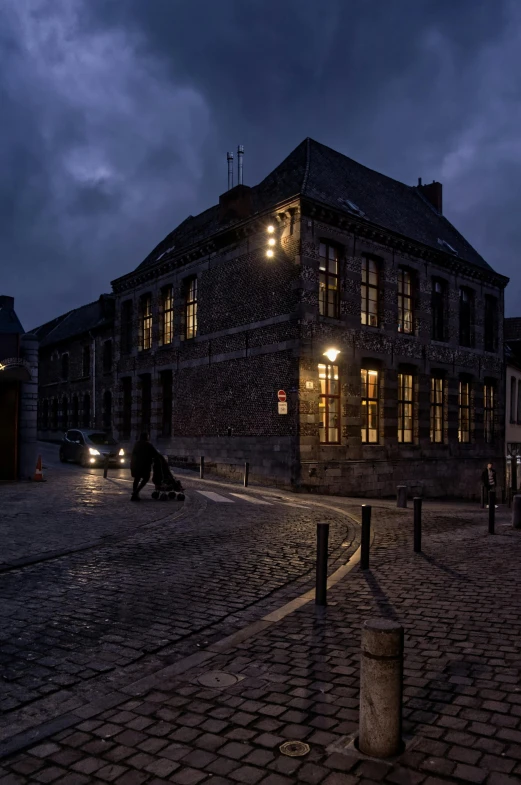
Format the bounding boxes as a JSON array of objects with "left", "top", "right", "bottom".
[
  {"left": 266, "top": 249, "right": 274, "bottom": 258},
  {"left": 268, "top": 238, "right": 275, "bottom": 246},
  {"left": 323, "top": 348, "right": 340, "bottom": 363},
  {"left": 267, "top": 225, "right": 275, "bottom": 233}
]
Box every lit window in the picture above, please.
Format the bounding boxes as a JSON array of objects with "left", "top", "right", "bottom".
[
  {"left": 140, "top": 294, "right": 152, "bottom": 351},
  {"left": 361, "top": 369, "right": 379, "bottom": 443},
  {"left": 484, "top": 383, "right": 495, "bottom": 444},
  {"left": 185, "top": 277, "right": 198, "bottom": 339},
  {"left": 397, "top": 373, "right": 413, "bottom": 443},
  {"left": 318, "top": 363, "right": 340, "bottom": 444},
  {"left": 319, "top": 243, "right": 340, "bottom": 318},
  {"left": 458, "top": 380, "right": 471, "bottom": 443},
  {"left": 430, "top": 377, "right": 444, "bottom": 443},
  {"left": 161, "top": 285, "right": 174, "bottom": 345},
  {"left": 361, "top": 258, "right": 379, "bottom": 327},
  {"left": 397, "top": 269, "right": 413, "bottom": 334}
]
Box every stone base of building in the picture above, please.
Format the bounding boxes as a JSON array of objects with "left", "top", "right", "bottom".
[{"left": 299, "top": 456, "right": 506, "bottom": 500}]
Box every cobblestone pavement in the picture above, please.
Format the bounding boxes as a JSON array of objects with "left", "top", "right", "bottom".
[
  {"left": 1, "top": 469, "right": 519, "bottom": 785},
  {"left": 0, "top": 446, "right": 357, "bottom": 746}
]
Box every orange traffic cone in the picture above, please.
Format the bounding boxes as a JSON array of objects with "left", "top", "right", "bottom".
[{"left": 33, "top": 455, "right": 45, "bottom": 482}]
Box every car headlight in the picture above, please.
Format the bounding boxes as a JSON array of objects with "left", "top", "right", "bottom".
[
  {"left": 89, "top": 448, "right": 101, "bottom": 456},
  {"left": 119, "top": 448, "right": 125, "bottom": 456}
]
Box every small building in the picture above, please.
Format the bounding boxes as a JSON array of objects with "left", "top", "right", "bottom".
[
  {"left": 34, "top": 295, "right": 115, "bottom": 439},
  {"left": 504, "top": 317, "right": 521, "bottom": 493},
  {"left": 36, "top": 138, "right": 509, "bottom": 498},
  {"left": 0, "top": 296, "right": 39, "bottom": 481}
]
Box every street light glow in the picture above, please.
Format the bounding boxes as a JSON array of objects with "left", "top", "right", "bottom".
[
  {"left": 323, "top": 348, "right": 340, "bottom": 363},
  {"left": 266, "top": 249, "right": 274, "bottom": 258},
  {"left": 267, "top": 225, "right": 275, "bottom": 233}
]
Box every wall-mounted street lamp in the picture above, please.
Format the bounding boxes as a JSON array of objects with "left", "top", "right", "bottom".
[
  {"left": 323, "top": 348, "right": 340, "bottom": 363},
  {"left": 266, "top": 224, "right": 276, "bottom": 258}
]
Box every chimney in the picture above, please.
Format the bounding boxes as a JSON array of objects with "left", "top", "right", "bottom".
[
  {"left": 417, "top": 179, "right": 443, "bottom": 214},
  {"left": 227, "top": 152, "right": 234, "bottom": 190},
  {"left": 237, "top": 144, "right": 244, "bottom": 185},
  {"left": 219, "top": 184, "right": 252, "bottom": 221},
  {"left": 0, "top": 296, "right": 15, "bottom": 309}
]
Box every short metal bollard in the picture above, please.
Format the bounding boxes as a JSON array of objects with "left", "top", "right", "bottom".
[
  {"left": 513, "top": 494, "right": 521, "bottom": 529},
  {"left": 488, "top": 490, "right": 496, "bottom": 535},
  {"left": 200, "top": 456, "right": 205, "bottom": 480},
  {"left": 315, "top": 523, "right": 329, "bottom": 606},
  {"left": 244, "top": 461, "right": 250, "bottom": 487},
  {"left": 361, "top": 505, "right": 371, "bottom": 571},
  {"left": 413, "top": 497, "right": 422, "bottom": 553},
  {"left": 103, "top": 455, "right": 109, "bottom": 479},
  {"left": 397, "top": 486, "right": 407, "bottom": 508},
  {"left": 359, "top": 619, "right": 404, "bottom": 758}
]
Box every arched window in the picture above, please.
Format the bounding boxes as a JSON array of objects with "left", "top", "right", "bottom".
[
  {"left": 103, "top": 390, "right": 112, "bottom": 430},
  {"left": 71, "top": 395, "right": 79, "bottom": 428},
  {"left": 52, "top": 399, "right": 59, "bottom": 430},
  {"left": 61, "top": 396, "right": 68, "bottom": 431},
  {"left": 83, "top": 394, "right": 91, "bottom": 428}
]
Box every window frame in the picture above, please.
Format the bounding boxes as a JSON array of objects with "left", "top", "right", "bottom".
[
  {"left": 361, "top": 257, "right": 379, "bottom": 328},
  {"left": 82, "top": 345, "right": 91, "bottom": 378},
  {"left": 430, "top": 376, "right": 445, "bottom": 444},
  {"left": 185, "top": 277, "right": 198, "bottom": 340},
  {"left": 484, "top": 382, "right": 495, "bottom": 444},
  {"left": 318, "top": 241, "right": 340, "bottom": 319},
  {"left": 318, "top": 362, "right": 340, "bottom": 445},
  {"left": 161, "top": 284, "right": 174, "bottom": 345},
  {"left": 432, "top": 278, "right": 447, "bottom": 342},
  {"left": 397, "top": 269, "right": 413, "bottom": 334},
  {"left": 140, "top": 293, "right": 153, "bottom": 351},
  {"left": 120, "top": 300, "right": 133, "bottom": 355},
  {"left": 459, "top": 286, "right": 475, "bottom": 348},
  {"left": 361, "top": 368, "right": 379, "bottom": 444},
  {"left": 61, "top": 353, "right": 69, "bottom": 381},
  {"left": 160, "top": 370, "right": 173, "bottom": 437},
  {"left": 484, "top": 295, "right": 498, "bottom": 353},
  {"left": 102, "top": 340, "right": 113, "bottom": 374},
  {"left": 397, "top": 372, "right": 414, "bottom": 443},
  {"left": 458, "top": 379, "right": 471, "bottom": 443}
]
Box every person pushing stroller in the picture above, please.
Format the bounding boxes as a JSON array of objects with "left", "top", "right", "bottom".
[{"left": 130, "top": 432, "right": 159, "bottom": 501}]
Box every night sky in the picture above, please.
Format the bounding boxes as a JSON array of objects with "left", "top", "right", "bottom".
[{"left": 2, "top": 0, "right": 520, "bottom": 331}]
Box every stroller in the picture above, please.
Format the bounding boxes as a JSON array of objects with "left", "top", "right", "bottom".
[{"left": 151, "top": 455, "right": 185, "bottom": 501}]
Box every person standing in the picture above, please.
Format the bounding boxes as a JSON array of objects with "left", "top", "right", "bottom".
[
  {"left": 130, "top": 432, "right": 159, "bottom": 501},
  {"left": 481, "top": 462, "right": 498, "bottom": 509}
]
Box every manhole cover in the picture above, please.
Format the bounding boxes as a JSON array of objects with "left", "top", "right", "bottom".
[
  {"left": 196, "top": 670, "right": 239, "bottom": 688},
  {"left": 279, "top": 741, "right": 310, "bottom": 757}
]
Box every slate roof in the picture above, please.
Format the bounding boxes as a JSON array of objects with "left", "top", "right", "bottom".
[
  {"left": 0, "top": 300, "right": 24, "bottom": 335},
  {"left": 32, "top": 296, "right": 114, "bottom": 348},
  {"left": 136, "top": 137, "right": 494, "bottom": 274}
]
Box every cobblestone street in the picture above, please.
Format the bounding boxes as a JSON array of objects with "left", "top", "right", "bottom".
[{"left": 1, "top": 447, "right": 521, "bottom": 784}]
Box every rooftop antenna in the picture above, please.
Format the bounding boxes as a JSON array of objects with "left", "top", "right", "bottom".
[
  {"left": 237, "top": 144, "right": 244, "bottom": 185},
  {"left": 227, "top": 152, "right": 234, "bottom": 190}
]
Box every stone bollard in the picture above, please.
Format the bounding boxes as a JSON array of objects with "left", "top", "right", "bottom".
[
  {"left": 397, "top": 486, "right": 407, "bottom": 508},
  {"left": 359, "top": 619, "right": 404, "bottom": 759},
  {"left": 513, "top": 495, "right": 521, "bottom": 529}
]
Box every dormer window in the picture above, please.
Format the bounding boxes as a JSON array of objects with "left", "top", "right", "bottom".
[
  {"left": 338, "top": 198, "right": 365, "bottom": 217},
  {"left": 437, "top": 238, "right": 457, "bottom": 255}
]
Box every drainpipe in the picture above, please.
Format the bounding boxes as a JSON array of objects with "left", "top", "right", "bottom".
[{"left": 89, "top": 331, "right": 96, "bottom": 428}]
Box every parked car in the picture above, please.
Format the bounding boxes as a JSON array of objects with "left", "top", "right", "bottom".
[{"left": 59, "top": 429, "right": 126, "bottom": 468}]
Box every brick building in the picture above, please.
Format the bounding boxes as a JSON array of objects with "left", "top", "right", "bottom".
[
  {"left": 35, "top": 295, "right": 115, "bottom": 439},
  {"left": 504, "top": 317, "right": 521, "bottom": 492},
  {"left": 37, "top": 138, "right": 509, "bottom": 497}
]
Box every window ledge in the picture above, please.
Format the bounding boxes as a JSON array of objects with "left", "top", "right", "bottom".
[{"left": 319, "top": 315, "right": 344, "bottom": 325}]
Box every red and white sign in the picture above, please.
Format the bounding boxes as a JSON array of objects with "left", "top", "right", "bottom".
[{"left": 277, "top": 390, "right": 286, "bottom": 402}]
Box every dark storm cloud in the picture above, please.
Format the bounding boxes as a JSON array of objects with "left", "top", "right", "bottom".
[{"left": 1, "top": 0, "right": 519, "bottom": 329}]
